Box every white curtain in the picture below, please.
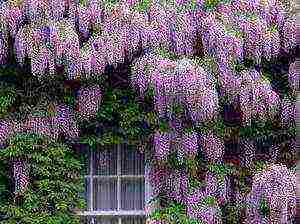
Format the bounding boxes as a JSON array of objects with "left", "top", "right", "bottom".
[
  {"left": 121, "top": 144, "right": 145, "bottom": 175},
  {"left": 94, "top": 178, "right": 118, "bottom": 210},
  {"left": 121, "top": 179, "right": 145, "bottom": 210}
]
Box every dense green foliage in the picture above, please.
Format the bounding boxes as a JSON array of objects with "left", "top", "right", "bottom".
[{"left": 0, "top": 133, "right": 86, "bottom": 224}]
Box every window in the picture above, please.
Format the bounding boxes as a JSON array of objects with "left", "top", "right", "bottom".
[{"left": 78, "top": 144, "right": 147, "bottom": 224}]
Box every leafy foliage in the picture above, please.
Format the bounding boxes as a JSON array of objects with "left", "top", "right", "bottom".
[
  {"left": 150, "top": 201, "right": 203, "bottom": 224},
  {"left": 0, "top": 133, "right": 86, "bottom": 224}
]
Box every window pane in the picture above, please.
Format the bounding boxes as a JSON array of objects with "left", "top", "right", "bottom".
[
  {"left": 84, "top": 178, "right": 91, "bottom": 211},
  {"left": 93, "top": 178, "right": 117, "bottom": 210},
  {"left": 93, "top": 145, "right": 117, "bottom": 175},
  {"left": 79, "top": 216, "right": 94, "bottom": 224},
  {"left": 121, "top": 179, "right": 145, "bottom": 210},
  {"left": 122, "top": 217, "right": 146, "bottom": 224},
  {"left": 121, "top": 144, "right": 145, "bottom": 175},
  {"left": 96, "top": 217, "right": 119, "bottom": 224}
]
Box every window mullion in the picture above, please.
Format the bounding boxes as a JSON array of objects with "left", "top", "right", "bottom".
[
  {"left": 90, "top": 148, "right": 94, "bottom": 212},
  {"left": 117, "top": 144, "right": 121, "bottom": 212}
]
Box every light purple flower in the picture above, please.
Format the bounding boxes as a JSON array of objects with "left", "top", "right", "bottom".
[
  {"left": 233, "top": 15, "right": 268, "bottom": 64},
  {"left": 13, "top": 159, "right": 30, "bottom": 196},
  {"left": 51, "top": 103, "right": 79, "bottom": 140},
  {"left": 14, "top": 26, "right": 29, "bottom": 65},
  {"left": 262, "top": 28, "right": 281, "bottom": 60},
  {"left": 24, "top": 115, "right": 54, "bottom": 139},
  {"left": 281, "top": 15, "right": 297, "bottom": 53},
  {"left": 257, "top": 0, "right": 285, "bottom": 27},
  {"left": 76, "top": 85, "right": 102, "bottom": 120},
  {"left": 199, "top": 131, "right": 225, "bottom": 163},
  {"left": 0, "top": 119, "right": 15, "bottom": 145},
  {"left": 288, "top": 61, "right": 299, "bottom": 92},
  {"left": 180, "top": 130, "right": 198, "bottom": 158},
  {"left": 165, "top": 169, "right": 189, "bottom": 203},
  {"left": 153, "top": 131, "right": 172, "bottom": 162},
  {"left": 148, "top": 163, "right": 171, "bottom": 197},
  {"left": 280, "top": 96, "right": 295, "bottom": 127},
  {"left": 78, "top": 4, "right": 90, "bottom": 39},
  {"left": 247, "top": 164, "right": 296, "bottom": 223}
]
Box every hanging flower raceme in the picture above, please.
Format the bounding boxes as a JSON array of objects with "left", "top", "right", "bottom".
[
  {"left": 14, "top": 25, "right": 30, "bottom": 66},
  {"left": 48, "top": 0, "right": 66, "bottom": 21},
  {"left": 252, "top": 79, "right": 280, "bottom": 122},
  {"left": 239, "top": 69, "right": 280, "bottom": 126},
  {"left": 147, "top": 4, "right": 174, "bottom": 50},
  {"left": 130, "top": 51, "right": 157, "bottom": 98},
  {"left": 153, "top": 131, "right": 173, "bottom": 163},
  {"left": 13, "top": 158, "right": 30, "bottom": 196},
  {"left": 176, "top": 58, "right": 219, "bottom": 124},
  {"left": 1, "top": 1, "right": 24, "bottom": 38},
  {"left": 0, "top": 119, "right": 15, "bottom": 146},
  {"left": 200, "top": 12, "right": 226, "bottom": 57},
  {"left": 88, "top": 35, "right": 107, "bottom": 76},
  {"left": 25, "top": 0, "right": 51, "bottom": 25},
  {"left": 288, "top": 60, "right": 299, "bottom": 92},
  {"left": 0, "top": 31, "right": 8, "bottom": 65},
  {"left": 262, "top": 26, "right": 281, "bottom": 60},
  {"left": 78, "top": 3, "right": 91, "bottom": 39},
  {"left": 76, "top": 85, "right": 102, "bottom": 121},
  {"left": 205, "top": 169, "right": 230, "bottom": 205},
  {"left": 180, "top": 129, "right": 199, "bottom": 159},
  {"left": 50, "top": 103, "right": 79, "bottom": 141},
  {"left": 280, "top": 96, "right": 295, "bottom": 128},
  {"left": 232, "top": 14, "right": 268, "bottom": 64},
  {"left": 246, "top": 163, "right": 296, "bottom": 223},
  {"left": 280, "top": 15, "right": 297, "bottom": 54},
  {"left": 185, "top": 186, "right": 223, "bottom": 224},
  {"left": 102, "top": 30, "right": 126, "bottom": 68},
  {"left": 88, "top": 0, "right": 104, "bottom": 31},
  {"left": 171, "top": 11, "right": 197, "bottom": 56},
  {"left": 23, "top": 114, "right": 56, "bottom": 139},
  {"left": 148, "top": 163, "right": 172, "bottom": 199},
  {"left": 257, "top": 0, "right": 285, "bottom": 28},
  {"left": 199, "top": 130, "right": 225, "bottom": 163},
  {"left": 150, "top": 57, "right": 178, "bottom": 118},
  {"left": 165, "top": 168, "right": 189, "bottom": 203}
]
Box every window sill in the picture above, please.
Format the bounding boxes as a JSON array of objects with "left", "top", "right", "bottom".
[{"left": 76, "top": 210, "right": 146, "bottom": 216}]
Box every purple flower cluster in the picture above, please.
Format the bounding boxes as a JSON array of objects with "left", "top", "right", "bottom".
[
  {"left": 76, "top": 85, "right": 102, "bottom": 121},
  {"left": 246, "top": 164, "right": 296, "bottom": 223},
  {"left": 13, "top": 159, "right": 30, "bottom": 196},
  {"left": 199, "top": 130, "right": 225, "bottom": 163}
]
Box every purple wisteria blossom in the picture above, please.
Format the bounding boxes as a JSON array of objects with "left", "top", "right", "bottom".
[
  {"left": 262, "top": 28, "right": 281, "bottom": 60},
  {"left": 50, "top": 103, "right": 79, "bottom": 140},
  {"left": 165, "top": 168, "right": 189, "bottom": 203},
  {"left": 239, "top": 69, "right": 280, "bottom": 125},
  {"left": 246, "top": 164, "right": 296, "bottom": 223},
  {"left": 185, "top": 186, "right": 223, "bottom": 224},
  {"left": 13, "top": 159, "right": 30, "bottom": 196},
  {"left": 281, "top": 15, "right": 297, "bottom": 53},
  {"left": 199, "top": 130, "right": 225, "bottom": 163},
  {"left": 288, "top": 60, "right": 299, "bottom": 92},
  {"left": 180, "top": 130, "right": 198, "bottom": 159},
  {"left": 280, "top": 96, "right": 296, "bottom": 128},
  {"left": 0, "top": 119, "right": 15, "bottom": 145},
  {"left": 76, "top": 85, "right": 102, "bottom": 120},
  {"left": 153, "top": 131, "right": 172, "bottom": 162}
]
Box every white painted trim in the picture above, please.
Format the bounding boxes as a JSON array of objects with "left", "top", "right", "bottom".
[
  {"left": 117, "top": 144, "right": 121, "bottom": 211},
  {"left": 83, "top": 144, "right": 148, "bottom": 223},
  {"left": 76, "top": 210, "right": 147, "bottom": 216},
  {"left": 89, "top": 148, "right": 93, "bottom": 211},
  {"left": 84, "top": 175, "right": 145, "bottom": 179}
]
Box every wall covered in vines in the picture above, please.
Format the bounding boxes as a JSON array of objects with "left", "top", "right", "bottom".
[{"left": 0, "top": 0, "right": 298, "bottom": 224}]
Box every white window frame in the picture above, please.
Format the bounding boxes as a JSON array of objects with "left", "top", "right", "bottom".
[{"left": 77, "top": 144, "right": 153, "bottom": 224}]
